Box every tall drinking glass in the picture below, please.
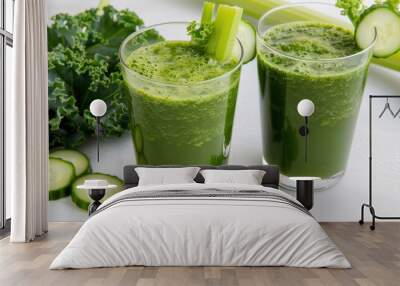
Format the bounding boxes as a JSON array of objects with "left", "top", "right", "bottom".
[
  {"left": 257, "top": 3, "right": 375, "bottom": 190},
  {"left": 120, "top": 22, "right": 243, "bottom": 165}
]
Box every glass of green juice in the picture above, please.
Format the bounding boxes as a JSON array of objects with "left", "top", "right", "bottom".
[
  {"left": 256, "top": 3, "right": 376, "bottom": 190},
  {"left": 120, "top": 22, "right": 243, "bottom": 165}
]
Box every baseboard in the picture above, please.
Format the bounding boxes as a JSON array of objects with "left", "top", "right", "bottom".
[{"left": 0, "top": 218, "right": 11, "bottom": 239}]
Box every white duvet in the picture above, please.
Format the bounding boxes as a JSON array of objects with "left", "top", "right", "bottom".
[{"left": 50, "top": 183, "right": 350, "bottom": 269}]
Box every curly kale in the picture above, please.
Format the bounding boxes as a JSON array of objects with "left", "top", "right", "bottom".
[{"left": 48, "top": 4, "right": 162, "bottom": 148}]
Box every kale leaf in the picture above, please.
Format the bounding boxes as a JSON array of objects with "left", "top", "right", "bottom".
[{"left": 48, "top": 5, "right": 161, "bottom": 148}]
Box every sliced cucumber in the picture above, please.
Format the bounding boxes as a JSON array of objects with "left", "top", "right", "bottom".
[
  {"left": 71, "top": 173, "right": 123, "bottom": 210},
  {"left": 49, "top": 158, "right": 75, "bottom": 200},
  {"left": 355, "top": 4, "right": 400, "bottom": 58},
  {"left": 50, "top": 149, "right": 90, "bottom": 177},
  {"left": 233, "top": 19, "right": 256, "bottom": 64}
]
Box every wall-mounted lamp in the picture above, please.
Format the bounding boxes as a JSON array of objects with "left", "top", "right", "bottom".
[
  {"left": 297, "top": 99, "right": 315, "bottom": 162},
  {"left": 90, "top": 99, "right": 107, "bottom": 162}
]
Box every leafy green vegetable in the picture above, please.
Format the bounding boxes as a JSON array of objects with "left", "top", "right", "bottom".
[
  {"left": 187, "top": 2, "right": 215, "bottom": 48},
  {"left": 48, "top": 4, "right": 162, "bottom": 148},
  {"left": 187, "top": 21, "right": 214, "bottom": 48},
  {"left": 336, "top": 0, "right": 365, "bottom": 24},
  {"left": 187, "top": 2, "right": 243, "bottom": 62}
]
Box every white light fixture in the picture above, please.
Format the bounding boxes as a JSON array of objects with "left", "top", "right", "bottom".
[
  {"left": 90, "top": 99, "right": 107, "bottom": 117},
  {"left": 297, "top": 99, "right": 315, "bottom": 117},
  {"left": 90, "top": 99, "right": 108, "bottom": 162},
  {"left": 297, "top": 99, "right": 315, "bottom": 163}
]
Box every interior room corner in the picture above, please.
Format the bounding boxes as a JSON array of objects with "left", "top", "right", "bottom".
[{"left": 1, "top": 0, "right": 400, "bottom": 285}]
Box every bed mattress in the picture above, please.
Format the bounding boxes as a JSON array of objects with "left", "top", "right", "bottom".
[{"left": 50, "top": 183, "right": 350, "bottom": 269}]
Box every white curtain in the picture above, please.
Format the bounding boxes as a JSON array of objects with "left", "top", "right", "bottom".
[{"left": 8, "top": 0, "right": 48, "bottom": 242}]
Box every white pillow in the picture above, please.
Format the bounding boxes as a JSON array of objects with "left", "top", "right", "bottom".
[
  {"left": 135, "top": 167, "right": 200, "bottom": 186},
  {"left": 200, "top": 169, "right": 266, "bottom": 185}
]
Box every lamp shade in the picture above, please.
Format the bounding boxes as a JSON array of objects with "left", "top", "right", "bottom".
[
  {"left": 90, "top": 99, "right": 107, "bottom": 117},
  {"left": 297, "top": 99, "right": 315, "bottom": 117}
]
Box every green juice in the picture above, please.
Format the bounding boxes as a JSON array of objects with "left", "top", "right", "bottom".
[
  {"left": 257, "top": 22, "right": 370, "bottom": 178},
  {"left": 124, "top": 41, "right": 241, "bottom": 165}
]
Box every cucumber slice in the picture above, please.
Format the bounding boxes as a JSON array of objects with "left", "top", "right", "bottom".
[
  {"left": 50, "top": 149, "right": 90, "bottom": 177},
  {"left": 355, "top": 4, "right": 400, "bottom": 58},
  {"left": 71, "top": 173, "right": 123, "bottom": 210},
  {"left": 49, "top": 158, "right": 75, "bottom": 200},
  {"left": 233, "top": 19, "right": 256, "bottom": 64}
]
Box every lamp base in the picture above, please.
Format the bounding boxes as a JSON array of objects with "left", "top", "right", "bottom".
[
  {"left": 296, "top": 180, "right": 314, "bottom": 210},
  {"left": 88, "top": 189, "right": 106, "bottom": 215}
]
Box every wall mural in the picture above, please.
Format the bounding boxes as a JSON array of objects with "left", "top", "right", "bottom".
[
  {"left": 48, "top": 3, "right": 135, "bottom": 217},
  {"left": 47, "top": 0, "right": 389, "bottom": 220}
]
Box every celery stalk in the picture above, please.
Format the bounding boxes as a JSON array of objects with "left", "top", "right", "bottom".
[
  {"left": 212, "top": 0, "right": 400, "bottom": 72},
  {"left": 213, "top": 0, "right": 346, "bottom": 26},
  {"left": 96, "top": 0, "right": 109, "bottom": 15},
  {"left": 373, "top": 53, "right": 400, "bottom": 71},
  {"left": 207, "top": 4, "right": 243, "bottom": 61},
  {"left": 213, "top": 0, "right": 287, "bottom": 19},
  {"left": 201, "top": 1, "right": 215, "bottom": 24}
]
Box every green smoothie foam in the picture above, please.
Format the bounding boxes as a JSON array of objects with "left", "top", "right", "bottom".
[
  {"left": 258, "top": 21, "right": 370, "bottom": 178},
  {"left": 124, "top": 40, "right": 240, "bottom": 165},
  {"left": 127, "top": 41, "right": 237, "bottom": 84}
]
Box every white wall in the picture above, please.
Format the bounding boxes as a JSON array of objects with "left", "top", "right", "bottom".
[{"left": 48, "top": 0, "right": 400, "bottom": 222}]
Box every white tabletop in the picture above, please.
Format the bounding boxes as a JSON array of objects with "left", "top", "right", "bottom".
[
  {"left": 77, "top": 184, "right": 117, "bottom": 190},
  {"left": 288, "top": 177, "right": 321, "bottom": 181}
]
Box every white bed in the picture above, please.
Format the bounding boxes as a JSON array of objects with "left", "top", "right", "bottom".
[{"left": 50, "top": 182, "right": 350, "bottom": 269}]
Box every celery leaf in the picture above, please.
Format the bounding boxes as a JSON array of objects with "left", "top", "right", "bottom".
[
  {"left": 186, "top": 21, "right": 214, "bottom": 48},
  {"left": 336, "top": 0, "right": 365, "bottom": 23}
]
